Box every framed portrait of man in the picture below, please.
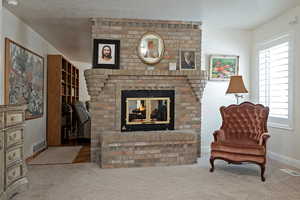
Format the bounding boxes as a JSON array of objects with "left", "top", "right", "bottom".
[
  {"left": 180, "top": 50, "right": 196, "bottom": 70},
  {"left": 93, "top": 39, "right": 120, "bottom": 69}
]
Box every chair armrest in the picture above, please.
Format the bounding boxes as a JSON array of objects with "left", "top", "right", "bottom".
[
  {"left": 213, "top": 129, "right": 225, "bottom": 142},
  {"left": 259, "top": 133, "right": 271, "bottom": 146}
]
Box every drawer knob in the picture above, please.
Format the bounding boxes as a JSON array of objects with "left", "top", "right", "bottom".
[
  {"left": 11, "top": 116, "right": 15, "bottom": 121},
  {"left": 9, "top": 134, "right": 17, "bottom": 141},
  {"left": 8, "top": 152, "right": 17, "bottom": 160}
]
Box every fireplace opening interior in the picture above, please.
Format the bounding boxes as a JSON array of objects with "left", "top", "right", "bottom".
[
  {"left": 121, "top": 90, "right": 175, "bottom": 132},
  {"left": 127, "top": 98, "right": 170, "bottom": 124}
]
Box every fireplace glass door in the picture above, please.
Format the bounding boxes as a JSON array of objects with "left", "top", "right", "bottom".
[
  {"left": 127, "top": 98, "right": 170, "bottom": 125},
  {"left": 121, "top": 90, "right": 175, "bottom": 132}
]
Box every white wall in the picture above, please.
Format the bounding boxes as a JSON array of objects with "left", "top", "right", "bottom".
[
  {"left": 1, "top": 8, "right": 64, "bottom": 158},
  {"left": 251, "top": 7, "right": 300, "bottom": 168},
  {"left": 71, "top": 61, "right": 91, "bottom": 102},
  {"left": 201, "top": 25, "right": 252, "bottom": 152}
]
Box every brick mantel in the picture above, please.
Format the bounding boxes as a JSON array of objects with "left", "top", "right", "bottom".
[{"left": 85, "top": 69, "right": 207, "bottom": 102}]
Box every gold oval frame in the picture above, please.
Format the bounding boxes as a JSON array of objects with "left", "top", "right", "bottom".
[{"left": 137, "top": 32, "right": 165, "bottom": 65}]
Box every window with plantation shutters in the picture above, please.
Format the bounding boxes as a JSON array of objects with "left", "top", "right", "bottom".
[{"left": 258, "top": 34, "right": 292, "bottom": 128}]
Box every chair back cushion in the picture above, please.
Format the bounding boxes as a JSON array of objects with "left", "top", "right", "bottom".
[{"left": 220, "top": 102, "right": 269, "bottom": 142}]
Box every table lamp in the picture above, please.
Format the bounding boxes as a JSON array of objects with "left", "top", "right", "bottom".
[{"left": 226, "top": 75, "right": 248, "bottom": 104}]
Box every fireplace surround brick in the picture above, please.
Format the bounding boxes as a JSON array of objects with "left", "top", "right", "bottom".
[
  {"left": 85, "top": 69, "right": 207, "bottom": 167},
  {"left": 85, "top": 18, "right": 207, "bottom": 168}
]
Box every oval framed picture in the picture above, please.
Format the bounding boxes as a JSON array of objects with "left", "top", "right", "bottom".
[{"left": 137, "top": 32, "right": 165, "bottom": 65}]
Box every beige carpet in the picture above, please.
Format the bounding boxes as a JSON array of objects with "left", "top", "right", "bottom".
[
  {"left": 16, "top": 155, "right": 300, "bottom": 200},
  {"left": 28, "top": 146, "right": 82, "bottom": 165}
]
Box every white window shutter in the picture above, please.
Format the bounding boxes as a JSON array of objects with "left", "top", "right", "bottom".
[{"left": 258, "top": 40, "right": 289, "bottom": 120}]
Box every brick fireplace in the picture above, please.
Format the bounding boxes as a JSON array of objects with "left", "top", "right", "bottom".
[{"left": 85, "top": 18, "right": 207, "bottom": 168}]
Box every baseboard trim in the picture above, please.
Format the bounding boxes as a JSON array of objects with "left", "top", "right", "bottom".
[
  {"left": 269, "top": 151, "right": 300, "bottom": 169},
  {"left": 25, "top": 147, "right": 47, "bottom": 163}
]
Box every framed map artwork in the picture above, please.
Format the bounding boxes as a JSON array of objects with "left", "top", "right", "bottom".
[{"left": 5, "top": 38, "right": 44, "bottom": 120}]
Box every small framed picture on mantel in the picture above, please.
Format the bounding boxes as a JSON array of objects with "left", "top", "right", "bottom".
[
  {"left": 179, "top": 50, "right": 197, "bottom": 70},
  {"left": 93, "top": 39, "right": 120, "bottom": 69}
]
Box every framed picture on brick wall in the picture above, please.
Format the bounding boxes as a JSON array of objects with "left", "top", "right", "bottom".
[
  {"left": 93, "top": 39, "right": 120, "bottom": 69},
  {"left": 179, "top": 50, "right": 197, "bottom": 70},
  {"left": 137, "top": 32, "right": 165, "bottom": 65}
]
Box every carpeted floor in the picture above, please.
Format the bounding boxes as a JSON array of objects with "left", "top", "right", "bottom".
[{"left": 13, "top": 156, "right": 300, "bottom": 200}]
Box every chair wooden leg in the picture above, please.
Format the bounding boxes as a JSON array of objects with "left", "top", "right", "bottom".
[
  {"left": 260, "top": 164, "right": 266, "bottom": 182},
  {"left": 210, "top": 157, "right": 215, "bottom": 172}
]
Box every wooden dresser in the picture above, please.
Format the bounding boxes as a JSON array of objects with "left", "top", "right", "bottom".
[{"left": 0, "top": 105, "right": 28, "bottom": 200}]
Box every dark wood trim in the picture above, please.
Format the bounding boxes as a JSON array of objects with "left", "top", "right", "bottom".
[
  {"left": 5, "top": 38, "right": 44, "bottom": 59},
  {"left": 209, "top": 156, "right": 266, "bottom": 182},
  {"left": 5, "top": 39, "right": 9, "bottom": 105}
]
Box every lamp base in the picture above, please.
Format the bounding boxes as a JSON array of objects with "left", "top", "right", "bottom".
[{"left": 234, "top": 94, "right": 244, "bottom": 104}]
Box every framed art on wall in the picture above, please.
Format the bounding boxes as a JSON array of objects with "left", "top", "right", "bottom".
[
  {"left": 5, "top": 38, "right": 44, "bottom": 120},
  {"left": 137, "top": 32, "right": 165, "bottom": 65},
  {"left": 93, "top": 39, "right": 120, "bottom": 69},
  {"left": 180, "top": 50, "right": 196, "bottom": 70},
  {"left": 209, "top": 55, "right": 239, "bottom": 80}
]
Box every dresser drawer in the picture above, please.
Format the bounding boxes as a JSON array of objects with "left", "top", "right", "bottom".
[
  {"left": 0, "top": 112, "right": 4, "bottom": 129},
  {"left": 6, "top": 147, "right": 22, "bottom": 167},
  {"left": 6, "top": 111, "right": 24, "bottom": 127},
  {"left": 5, "top": 128, "right": 23, "bottom": 148},
  {"left": 6, "top": 163, "right": 23, "bottom": 187}
]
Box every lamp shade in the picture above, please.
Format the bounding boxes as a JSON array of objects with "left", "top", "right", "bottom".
[{"left": 226, "top": 76, "right": 248, "bottom": 94}]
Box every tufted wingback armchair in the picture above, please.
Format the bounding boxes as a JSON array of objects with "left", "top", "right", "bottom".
[{"left": 210, "top": 102, "right": 270, "bottom": 181}]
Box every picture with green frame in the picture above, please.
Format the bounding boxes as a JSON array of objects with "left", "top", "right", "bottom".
[{"left": 209, "top": 55, "right": 239, "bottom": 80}]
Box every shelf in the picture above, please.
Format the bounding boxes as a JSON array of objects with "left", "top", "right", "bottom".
[{"left": 48, "top": 55, "right": 81, "bottom": 146}]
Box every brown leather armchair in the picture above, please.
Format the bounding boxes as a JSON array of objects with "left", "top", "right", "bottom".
[{"left": 210, "top": 102, "right": 270, "bottom": 181}]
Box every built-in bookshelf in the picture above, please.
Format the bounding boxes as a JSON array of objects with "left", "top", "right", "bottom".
[{"left": 47, "top": 55, "right": 79, "bottom": 146}]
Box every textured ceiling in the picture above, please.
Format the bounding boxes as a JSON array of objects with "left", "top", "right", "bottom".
[{"left": 3, "top": 0, "right": 300, "bottom": 63}]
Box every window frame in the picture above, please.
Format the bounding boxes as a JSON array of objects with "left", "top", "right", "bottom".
[{"left": 255, "top": 32, "right": 294, "bottom": 130}]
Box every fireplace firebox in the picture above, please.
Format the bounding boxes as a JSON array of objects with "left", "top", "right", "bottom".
[{"left": 121, "top": 90, "right": 175, "bottom": 131}]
